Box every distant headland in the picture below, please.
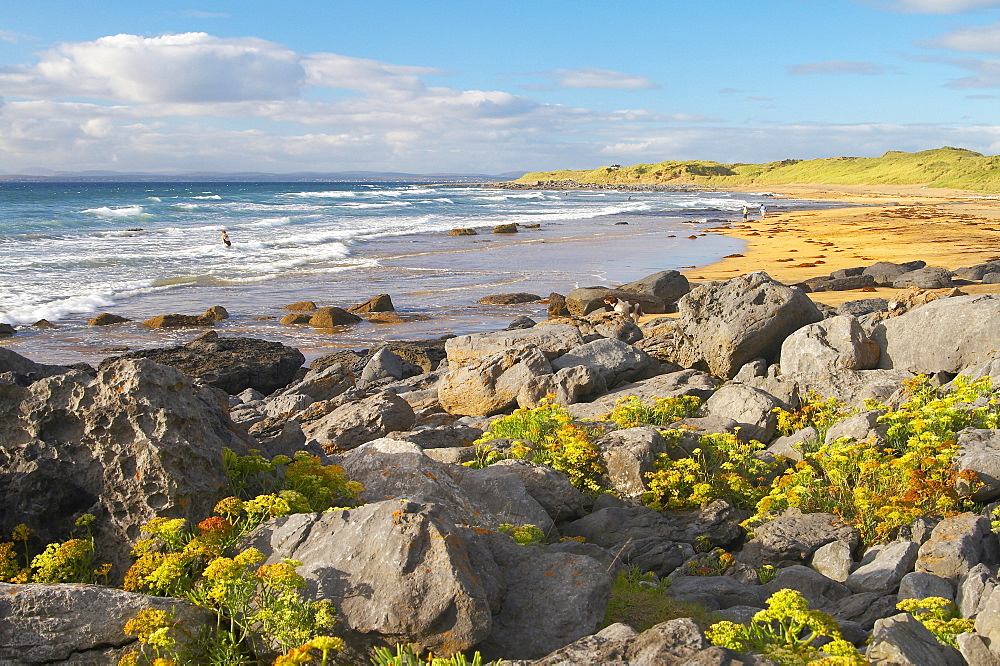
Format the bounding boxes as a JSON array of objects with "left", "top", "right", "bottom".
[{"left": 510, "top": 147, "right": 1000, "bottom": 193}]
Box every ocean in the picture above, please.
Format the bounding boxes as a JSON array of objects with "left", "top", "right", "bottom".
[{"left": 0, "top": 181, "right": 829, "bottom": 365}]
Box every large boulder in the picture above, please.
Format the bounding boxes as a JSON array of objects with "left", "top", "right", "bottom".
[
  {"left": 700, "top": 384, "right": 781, "bottom": 443},
  {"left": 302, "top": 390, "right": 415, "bottom": 452},
  {"left": 779, "top": 314, "right": 880, "bottom": 377},
  {"left": 567, "top": 369, "right": 718, "bottom": 421},
  {"left": 0, "top": 583, "right": 211, "bottom": 664},
  {"left": 892, "top": 267, "right": 954, "bottom": 289},
  {"left": 243, "top": 502, "right": 496, "bottom": 657},
  {"left": 550, "top": 338, "right": 660, "bottom": 389},
  {"left": 872, "top": 294, "right": 1000, "bottom": 374},
  {"left": 0, "top": 357, "right": 251, "bottom": 579},
  {"left": 438, "top": 347, "right": 552, "bottom": 416},
  {"left": 444, "top": 324, "right": 584, "bottom": 367},
  {"left": 621, "top": 270, "right": 691, "bottom": 306},
  {"left": 112, "top": 331, "right": 304, "bottom": 395},
  {"left": 863, "top": 260, "right": 926, "bottom": 286},
  {"left": 652, "top": 272, "right": 823, "bottom": 379},
  {"left": 740, "top": 513, "right": 861, "bottom": 567},
  {"left": 915, "top": 513, "right": 992, "bottom": 582}
]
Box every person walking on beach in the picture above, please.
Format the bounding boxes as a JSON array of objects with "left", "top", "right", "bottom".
[
  {"left": 759, "top": 203, "right": 767, "bottom": 219},
  {"left": 221, "top": 230, "right": 232, "bottom": 248},
  {"left": 742, "top": 204, "right": 749, "bottom": 222}
]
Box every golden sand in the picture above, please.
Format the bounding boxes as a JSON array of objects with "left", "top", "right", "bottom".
[{"left": 686, "top": 184, "right": 1000, "bottom": 308}]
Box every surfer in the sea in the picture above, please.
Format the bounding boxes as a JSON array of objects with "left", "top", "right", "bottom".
[{"left": 221, "top": 230, "right": 232, "bottom": 248}]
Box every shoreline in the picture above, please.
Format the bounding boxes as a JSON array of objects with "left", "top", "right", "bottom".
[{"left": 680, "top": 183, "right": 1000, "bottom": 307}]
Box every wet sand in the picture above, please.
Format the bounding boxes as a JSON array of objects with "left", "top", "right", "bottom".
[{"left": 687, "top": 184, "right": 1000, "bottom": 308}]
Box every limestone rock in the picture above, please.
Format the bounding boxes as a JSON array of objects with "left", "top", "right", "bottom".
[
  {"left": 744, "top": 513, "right": 860, "bottom": 566},
  {"left": 872, "top": 294, "right": 1000, "bottom": 374},
  {"left": 892, "top": 266, "right": 954, "bottom": 289},
  {"left": 779, "top": 314, "right": 880, "bottom": 377},
  {"left": 438, "top": 347, "right": 552, "bottom": 416},
  {"left": 621, "top": 270, "right": 691, "bottom": 306},
  {"left": 303, "top": 390, "right": 415, "bottom": 451},
  {"left": 916, "top": 513, "right": 991, "bottom": 582},
  {"left": 665, "top": 272, "right": 824, "bottom": 379},
  {"left": 701, "top": 383, "right": 781, "bottom": 443},
  {"left": 550, "top": 338, "right": 660, "bottom": 389},
  {"left": 444, "top": 324, "right": 584, "bottom": 367},
  {"left": 0, "top": 583, "right": 210, "bottom": 664},
  {"left": 142, "top": 313, "right": 211, "bottom": 328},
  {"left": 846, "top": 540, "right": 919, "bottom": 594},
  {"left": 477, "top": 293, "right": 542, "bottom": 305},
  {"left": 867, "top": 612, "right": 963, "bottom": 665}
]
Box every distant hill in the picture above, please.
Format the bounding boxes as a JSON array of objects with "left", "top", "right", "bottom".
[
  {"left": 0, "top": 170, "right": 526, "bottom": 183},
  {"left": 515, "top": 147, "right": 1000, "bottom": 192}
]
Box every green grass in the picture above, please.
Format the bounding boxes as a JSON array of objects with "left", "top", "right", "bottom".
[
  {"left": 602, "top": 568, "right": 718, "bottom": 632},
  {"left": 515, "top": 147, "right": 1000, "bottom": 192}
]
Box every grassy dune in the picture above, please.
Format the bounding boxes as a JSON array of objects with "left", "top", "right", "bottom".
[{"left": 515, "top": 147, "right": 1000, "bottom": 192}]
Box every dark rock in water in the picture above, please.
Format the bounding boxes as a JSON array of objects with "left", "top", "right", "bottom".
[
  {"left": 110, "top": 331, "right": 304, "bottom": 395},
  {"left": 349, "top": 293, "right": 394, "bottom": 313},
  {"left": 201, "top": 305, "right": 229, "bottom": 321},
  {"left": 506, "top": 316, "right": 536, "bottom": 330},
  {"left": 88, "top": 313, "right": 131, "bottom": 326},
  {"left": 548, "top": 292, "right": 570, "bottom": 318},
  {"left": 279, "top": 312, "right": 312, "bottom": 325},
  {"left": 0, "top": 347, "right": 72, "bottom": 386},
  {"left": 309, "top": 306, "right": 362, "bottom": 328},
  {"left": 283, "top": 300, "right": 318, "bottom": 312},
  {"left": 449, "top": 227, "right": 478, "bottom": 235},
  {"left": 0, "top": 323, "right": 15, "bottom": 337},
  {"left": 0, "top": 357, "right": 252, "bottom": 579},
  {"left": 493, "top": 223, "right": 518, "bottom": 234},
  {"left": 31, "top": 319, "right": 58, "bottom": 329},
  {"left": 614, "top": 221, "right": 629, "bottom": 225},
  {"left": 477, "top": 293, "right": 542, "bottom": 305},
  {"left": 142, "top": 313, "right": 212, "bottom": 328},
  {"left": 0, "top": 583, "right": 212, "bottom": 664}
]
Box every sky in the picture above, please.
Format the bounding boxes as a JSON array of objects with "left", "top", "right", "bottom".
[{"left": 3, "top": 0, "right": 1000, "bottom": 175}]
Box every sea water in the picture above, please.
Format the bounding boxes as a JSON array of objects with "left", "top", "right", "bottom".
[{"left": 0, "top": 181, "right": 828, "bottom": 365}]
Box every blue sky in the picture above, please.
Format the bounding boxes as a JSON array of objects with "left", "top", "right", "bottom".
[{"left": 2, "top": 0, "right": 1000, "bottom": 174}]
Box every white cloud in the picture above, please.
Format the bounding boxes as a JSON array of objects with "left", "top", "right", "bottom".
[
  {"left": 0, "top": 32, "right": 305, "bottom": 102},
  {"left": 881, "top": 0, "right": 1000, "bottom": 13},
  {"left": 926, "top": 22, "right": 1000, "bottom": 52},
  {"left": 524, "top": 67, "right": 658, "bottom": 90},
  {"left": 788, "top": 60, "right": 891, "bottom": 75}
]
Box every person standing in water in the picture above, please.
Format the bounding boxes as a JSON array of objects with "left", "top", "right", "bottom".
[
  {"left": 742, "top": 204, "right": 749, "bottom": 222},
  {"left": 759, "top": 203, "right": 767, "bottom": 219},
  {"left": 221, "top": 230, "right": 232, "bottom": 248}
]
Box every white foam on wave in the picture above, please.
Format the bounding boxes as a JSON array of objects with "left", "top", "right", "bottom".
[
  {"left": 247, "top": 216, "right": 293, "bottom": 228},
  {"left": 193, "top": 194, "right": 222, "bottom": 200},
  {"left": 0, "top": 278, "right": 165, "bottom": 325},
  {"left": 82, "top": 205, "right": 148, "bottom": 217},
  {"left": 147, "top": 196, "right": 162, "bottom": 202},
  {"left": 337, "top": 202, "right": 412, "bottom": 209},
  {"left": 283, "top": 190, "right": 356, "bottom": 199}
]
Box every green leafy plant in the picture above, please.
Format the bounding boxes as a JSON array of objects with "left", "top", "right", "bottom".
[
  {"left": 896, "top": 597, "right": 974, "bottom": 648},
  {"left": 604, "top": 395, "right": 701, "bottom": 429},
  {"left": 706, "top": 588, "right": 865, "bottom": 665},
  {"left": 685, "top": 549, "right": 735, "bottom": 577},
  {"left": 497, "top": 523, "right": 546, "bottom": 546},
  {"left": 774, "top": 392, "right": 855, "bottom": 447},
  {"left": 470, "top": 400, "right": 606, "bottom": 494},
  {"left": 643, "top": 431, "right": 776, "bottom": 511},
  {"left": 223, "top": 448, "right": 364, "bottom": 511},
  {"left": 0, "top": 514, "right": 111, "bottom": 585},
  {"left": 748, "top": 375, "right": 997, "bottom": 544}
]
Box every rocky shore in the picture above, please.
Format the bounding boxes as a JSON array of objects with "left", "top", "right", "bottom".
[{"left": 5, "top": 256, "right": 1000, "bottom": 664}]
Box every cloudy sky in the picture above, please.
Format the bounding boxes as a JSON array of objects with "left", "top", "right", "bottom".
[{"left": 3, "top": 0, "right": 1000, "bottom": 174}]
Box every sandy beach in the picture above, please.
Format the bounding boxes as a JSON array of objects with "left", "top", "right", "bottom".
[{"left": 687, "top": 183, "right": 1000, "bottom": 308}]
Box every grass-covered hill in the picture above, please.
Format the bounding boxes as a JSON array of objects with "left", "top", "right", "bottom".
[{"left": 514, "top": 147, "right": 1000, "bottom": 192}]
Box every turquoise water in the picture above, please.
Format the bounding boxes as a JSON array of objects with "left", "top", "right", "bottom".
[{"left": 0, "top": 181, "right": 825, "bottom": 364}]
